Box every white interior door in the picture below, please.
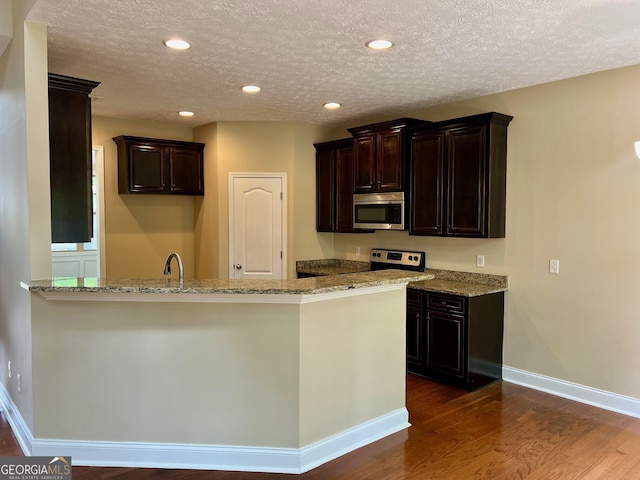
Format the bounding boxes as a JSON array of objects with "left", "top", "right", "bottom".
[{"left": 229, "top": 174, "right": 286, "bottom": 279}]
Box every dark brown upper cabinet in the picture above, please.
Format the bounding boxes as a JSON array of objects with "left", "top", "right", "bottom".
[
  {"left": 348, "top": 118, "right": 428, "bottom": 193},
  {"left": 48, "top": 73, "right": 100, "bottom": 244},
  {"left": 409, "top": 112, "right": 513, "bottom": 238},
  {"left": 315, "top": 140, "right": 337, "bottom": 232},
  {"left": 113, "top": 136, "right": 205, "bottom": 195},
  {"left": 314, "top": 138, "right": 363, "bottom": 232}
]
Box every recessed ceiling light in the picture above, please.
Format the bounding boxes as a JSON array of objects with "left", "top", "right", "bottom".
[
  {"left": 242, "top": 85, "right": 261, "bottom": 94},
  {"left": 163, "top": 38, "right": 191, "bottom": 50},
  {"left": 178, "top": 111, "right": 194, "bottom": 117},
  {"left": 323, "top": 102, "right": 342, "bottom": 110},
  {"left": 366, "top": 39, "right": 394, "bottom": 50}
]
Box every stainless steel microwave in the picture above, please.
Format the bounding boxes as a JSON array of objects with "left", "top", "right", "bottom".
[{"left": 353, "top": 192, "right": 405, "bottom": 230}]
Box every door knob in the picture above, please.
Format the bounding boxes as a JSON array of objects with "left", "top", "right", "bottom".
[{"left": 234, "top": 264, "right": 242, "bottom": 269}]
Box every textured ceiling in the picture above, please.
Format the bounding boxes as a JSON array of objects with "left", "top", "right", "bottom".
[{"left": 27, "top": 0, "right": 640, "bottom": 127}]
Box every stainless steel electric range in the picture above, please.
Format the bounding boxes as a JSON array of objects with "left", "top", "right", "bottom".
[{"left": 369, "top": 248, "right": 426, "bottom": 272}]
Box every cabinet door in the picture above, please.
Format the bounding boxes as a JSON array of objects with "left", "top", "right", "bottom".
[
  {"left": 353, "top": 134, "right": 376, "bottom": 192},
  {"left": 410, "top": 130, "right": 445, "bottom": 235},
  {"left": 315, "top": 148, "right": 335, "bottom": 232},
  {"left": 377, "top": 129, "right": 404, "bottom": 191},
  {"left": 446, "top": 125, "right": 487, "bottom": 237},
  {"left": 169, "top": 148, "right": 204, "bottom": 195},
  {"left": 407, "top": 304, "right": 424, "bottom": 372},
  {"left": 128, "top": 144, "right": 166, "bottom": 193},
  {"left": 426, "top": 309, "right": 465, "bottom": 378},
  {"left": 335, "top": 145, "right": 355, "bottom": 232},
  {"left": 48, "top": 74, "right": 98, "bottom": 243}
]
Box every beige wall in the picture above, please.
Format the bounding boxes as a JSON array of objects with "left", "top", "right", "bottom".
[
  {"left": 24, "top": 20, "right": 51, "bottom": 281},
  {"left": 193, "top": 122, "right": 218, "bottom": 279},
  {"left": 30, "top": 289, "right": 406, "bottom": 448},
  {"left": 94, "top": 118, "right": 332, "bottom": 281},
  {"left": 194, "top": 121, "right": 333, "bottom": 279},
  {"left": 92, "top": 116, "right": 196, "bottom": 278},
  {"left": 0, "top": 0, "right": 42, "bottom": 431},
  {"left": 292, "top": 123, "right": 336, "bottom": 265},
  {"left": 0, "top": 0, "right": 12, "bottom": 57},
  {"left": 31, "top": 295, "right": 301, "bottom": 445},
  {"left": 299, "top": 290, "right": 406, "bottom": 445},
  {"left": 329, "top": 64, "right": 640, "bottom": 399}
]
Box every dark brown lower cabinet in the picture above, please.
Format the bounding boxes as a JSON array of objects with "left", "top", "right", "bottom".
[
  {"left": 427, "top": 309, "right": 465, "bottom": 378},
  {"left": 406, "top": 289, "right": 425, "bottom": 372},
  {"left": 407, "top": 288, "right": 504, "bottom": 391}
]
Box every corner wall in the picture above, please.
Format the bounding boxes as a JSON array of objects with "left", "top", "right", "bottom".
[
  {"left": 0, "top": 0, "right": 43, "bottom": 434},
  {"left": 91, "top": 116, "right": 195, "bottom": 278},
  {"left": 194, "top": 121, "right": 334, "bottom": 279},
  {"left": 193, "top": 122, "right": 218, "bottom": 279},
  {"left": 0, "top": 0, "right": 13, "bottom": 58}
]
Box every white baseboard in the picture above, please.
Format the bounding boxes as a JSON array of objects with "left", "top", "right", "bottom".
[
  {"left": 300, "top": 408, "right": 409, "bottom": 472},
  {"left": 0, "top": 382, "right": 33, "bottom": 455},
  {"left": 503, "top": 366, "right": 640, "bottom": 419},
  {"left": 0, "top": 382, "right": 409, "bottom": 475},
  {"left": 8, "top": 365, "right": 638, "bottom": 473}
]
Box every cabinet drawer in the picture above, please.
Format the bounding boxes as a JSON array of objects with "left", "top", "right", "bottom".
[
  {"left": 427, "top": 293, "right": 465, "bottom": 314},
  {"left": 407, "top": 288, "right": 423, "bottom": 307}
]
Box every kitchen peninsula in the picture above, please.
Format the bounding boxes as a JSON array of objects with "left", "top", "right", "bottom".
[{"left": 26, "top": 270, "right": 431, "bottom": 473}]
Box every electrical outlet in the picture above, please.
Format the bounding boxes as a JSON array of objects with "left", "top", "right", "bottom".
[
  {"left": 7, "top": 361, "right": 11, "bottom": 379},
  {"left": 549, "top": 259, "right": 560, "bottom": 274},
  {"left": 16, "top": 373, "right": 21, "bottom": 393},
  {"left": 476, "top": 255, "right": 485, "bottom": 268},
  {"left": 355, "top": 246, "right": 361, "bottom": 256}
]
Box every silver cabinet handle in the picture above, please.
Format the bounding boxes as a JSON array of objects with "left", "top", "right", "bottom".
[{"left": 234, "top": 264, "right": 242, "bottom": 269}]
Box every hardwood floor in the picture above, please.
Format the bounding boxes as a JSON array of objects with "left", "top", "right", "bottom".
[{"left": 3, "top": 374, "right": 640, "bottom": 479}]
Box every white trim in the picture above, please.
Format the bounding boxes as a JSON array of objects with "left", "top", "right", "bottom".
[
  {"left": 0, "top": 383, "right": 408, "bottom": 475},
  {"left": 93, "top": 145, "right": 106, "bottom": 278},
  {"left": 0, "top": 381, "right": 33, "bottom": 455},
  {"left": 299, "top": 408, "right": 409, "bottom": 473},
  {"left": 503, "top": 366, "right": 640, "bottom": 419},
  {"left": 51, "top": 250, "right": 98, "bottom": 277},
  {"left": 35, "top": 284, "right": 405, "bottom": 304},
  {"left": 228, "top": 173, "right": 288, "bottom": 280}
]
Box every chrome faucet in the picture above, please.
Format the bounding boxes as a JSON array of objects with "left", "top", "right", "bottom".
[{"left": 163, "top": 252, "right": 184, "bottom": 283}]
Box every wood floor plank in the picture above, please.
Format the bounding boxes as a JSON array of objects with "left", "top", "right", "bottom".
[{"left": 3, "top": 374, "right": 640, "bottom": 479}]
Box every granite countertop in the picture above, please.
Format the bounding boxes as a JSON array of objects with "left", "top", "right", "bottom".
[
  {"left": 28, "top": 269, "right": 434, "bottom": 296},
  {"left": 295, "top": 259, "right": 370, "bottom": 276},
  {"left": 296, "top": 260, "right": 508, "bottom": 297},
  {"left": 408, "top": 269, "right": 508, "bottom": 297}
]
